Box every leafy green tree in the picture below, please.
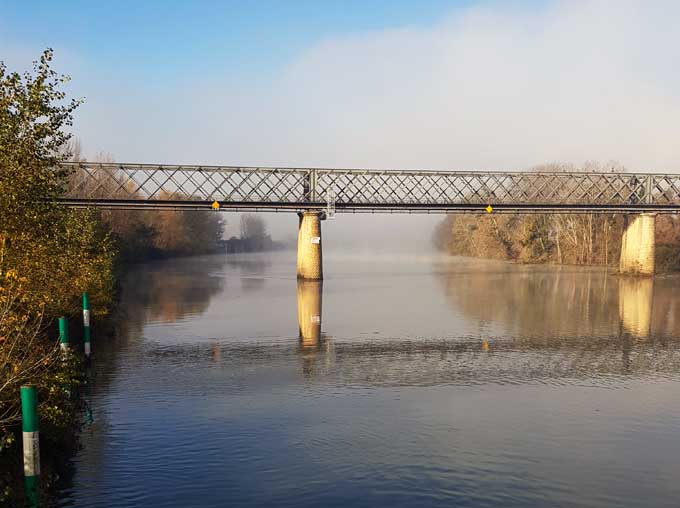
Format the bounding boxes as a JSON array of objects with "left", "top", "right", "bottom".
[
  {"left": 0, "top": 49, "right": 114, "bottom": 462},
  {"left": 0, "top": 48, "right": 113, "bottom": 315},
  {"left": 0, "top": 49, "right": 81, "bottom": 246}
]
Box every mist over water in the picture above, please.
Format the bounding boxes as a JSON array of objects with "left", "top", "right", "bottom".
[
  {"left": 56, "top": 249, "right": 680, "bottom": 507},
  {"left": 225, "top": 213, "right": 441, "bottom": 256}
]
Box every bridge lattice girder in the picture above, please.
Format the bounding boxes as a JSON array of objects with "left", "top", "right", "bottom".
[{"left": 58, "top": 162, "right": 680, "bottom": 213}]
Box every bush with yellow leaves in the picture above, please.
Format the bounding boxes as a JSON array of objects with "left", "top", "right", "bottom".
[{"left": 0, "top": 50, "right": 114, "bottom": 439}]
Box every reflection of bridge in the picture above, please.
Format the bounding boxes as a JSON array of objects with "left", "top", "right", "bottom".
[
  {"left": 61, "top": 162, "right": 679, "bottom": 278},
  {"left": 114, "top": 252, "right": 680, "bottom": 382},
  {"left": 294, "top": 276, "right": 680, "bottom": 381}
]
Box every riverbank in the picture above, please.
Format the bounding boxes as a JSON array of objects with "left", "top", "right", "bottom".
[
  {"left": 0, "top": 49, "right": 119, "bottom": 506},
  {"left": 0, "top": 297, "right": 122, "bottom": 506},
  {"left": 433, "top": 213, "right": 680, "bottom": 272}
]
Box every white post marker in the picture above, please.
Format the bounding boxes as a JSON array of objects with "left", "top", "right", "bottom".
[
  {"left": 21, "top": 385, "right": 40, "bottom": 503},
  {"left": 83, "top": 292, "right": 91, "bottom": 358}
]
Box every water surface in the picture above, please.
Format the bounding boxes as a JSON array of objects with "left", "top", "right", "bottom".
[{"left": 60, "top": 252, "right": 680, "bottom": 507}]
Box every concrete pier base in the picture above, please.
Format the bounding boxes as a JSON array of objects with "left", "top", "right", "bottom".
[
  {"left": 297, "top": 211, "right": 323, "bottom": 280},
  {"left": 619, "top": 213, "right": 656, "bottom": 276}
]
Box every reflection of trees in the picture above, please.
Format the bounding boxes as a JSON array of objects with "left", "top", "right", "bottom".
[
  {"left": 440, "top": 262, "right": 680, "bottom": 341},
  {"left": 646, "top": 276, "right": 680, "bottom": 338},
  {"left": 62, "top": 254, "right": 228, "bottom": 502},
  {"left": 119, "top": 255, "right": 226, "bottom": 326},
  {"left": 441, "top": 264, "right": 620, "bottom": 338}
]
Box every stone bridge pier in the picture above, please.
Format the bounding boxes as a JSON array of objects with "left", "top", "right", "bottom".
[
  {"left": 297, "top": 211, "right": 324, "bottom": 280},
  {"left": 619, "top": 213, "right": 656, "bottom": 276}
]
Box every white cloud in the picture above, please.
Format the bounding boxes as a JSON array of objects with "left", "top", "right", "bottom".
[
  {"left": 256, "top": 0, "right": 680, "bottom": 171},
  {"left": 69, "top": 0, "right": 680, "bottom": 173}
]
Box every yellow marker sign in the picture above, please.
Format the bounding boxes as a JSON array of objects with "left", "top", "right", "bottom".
[
  {"left": 485, "top": 205, "right": 493, "bottom": 213},
  {"left": 211, "top": 201, "right": 220, "bottom": 210}
]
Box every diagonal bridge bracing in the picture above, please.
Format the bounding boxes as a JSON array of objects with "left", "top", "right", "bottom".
[{"left": 59, "top": 162, "right": 680, "bottom": 213}]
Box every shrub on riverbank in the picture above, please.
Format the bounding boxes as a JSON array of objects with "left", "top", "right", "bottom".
[
  {"left": 107, "top": 206, "right": 224, "bottom": 262},
  {"left": 0, "top": 49, "right": 115, "bottom": 501}
]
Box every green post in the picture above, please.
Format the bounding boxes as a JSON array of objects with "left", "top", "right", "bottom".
[
  {"left": 21, "top": 385, "right": 40, "bottom": 506},
  {"left": 83, "top": 292, "right": 91, "bottom": 358},
  {"left": 59, "top": 316, "right": 69, "bottom": 352}
]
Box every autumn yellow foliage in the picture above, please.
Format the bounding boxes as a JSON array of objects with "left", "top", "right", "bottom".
[{"left": 0, "top": 49, "right": 114, "bottom": 438}]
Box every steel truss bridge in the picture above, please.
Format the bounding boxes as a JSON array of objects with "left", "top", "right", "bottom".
[{"left": 59, "top": 162, "right": 680, "bottom": 213}]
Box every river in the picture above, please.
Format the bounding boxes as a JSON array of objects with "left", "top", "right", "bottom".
[{"left": 56, "top": 251, "right": 680, "bottom": 507}]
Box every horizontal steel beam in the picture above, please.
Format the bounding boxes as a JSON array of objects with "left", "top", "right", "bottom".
[
  {"left": 56, "top": 198, "right": 680, "bottom": 214},
  {"left": 55, "top": 161, "right": 680, "bottom": 177}
]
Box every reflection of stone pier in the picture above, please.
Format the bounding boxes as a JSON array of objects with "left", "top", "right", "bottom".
[
  {"left": 297, "top": 280, "right": 326, "bottom": 378},
  {"left": 618, "top": 277, "right": 654, "bottom": 338},
  {"left": 297, "top": 280, "right": 323, "bottom": 347}
]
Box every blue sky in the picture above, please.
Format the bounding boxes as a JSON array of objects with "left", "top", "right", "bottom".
[
  {"left": 3, "top": 1, "right": 480, "bottom": 82},
  {"left": 2, "top": 1, "right": 680, "bottom": 174}
]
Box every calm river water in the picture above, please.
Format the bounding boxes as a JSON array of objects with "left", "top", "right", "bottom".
[{"left": 57, "top": 251, "right": 680, "bottom": 507}]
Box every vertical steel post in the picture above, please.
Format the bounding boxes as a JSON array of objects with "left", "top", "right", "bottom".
[
  {"left": 310, "top": 169, "right": 318, "bottom": 202},
  {"left": 303, "top": 171, "right": 311, "bottom": 202}
]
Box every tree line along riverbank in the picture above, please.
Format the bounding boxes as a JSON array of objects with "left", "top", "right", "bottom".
[{"left": 433, "top": 173, "right": 680, "bottom": 272}]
